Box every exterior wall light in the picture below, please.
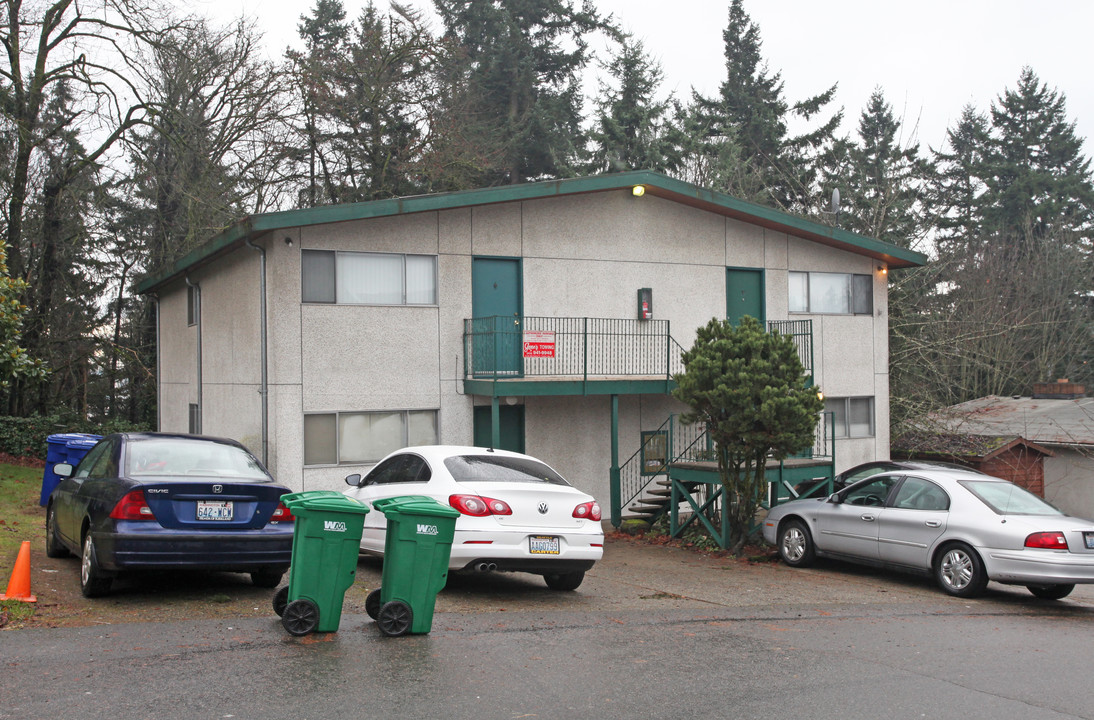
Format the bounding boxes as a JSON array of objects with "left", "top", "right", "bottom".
[
  {"left": 878, "top": 265, "right": 887, "bottom": 275},
  {"left": 632, "top": 185, "right": 645, "bottom": 197}
]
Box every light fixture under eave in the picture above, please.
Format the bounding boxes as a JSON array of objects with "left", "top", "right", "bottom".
[
  {"left": 632, "top": 185, "right": 645, "bottom": 197},
  {"left": 878, "top": 265, "right": 887, "bottom": 275}
]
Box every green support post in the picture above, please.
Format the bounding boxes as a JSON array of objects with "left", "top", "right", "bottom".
[{"left": 609, "top": 394, "right": 620, "bottom": 528}]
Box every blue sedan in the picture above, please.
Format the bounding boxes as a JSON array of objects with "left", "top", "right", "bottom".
[{"left": 47, "top": 432, "right": 294, "bottom": 597}]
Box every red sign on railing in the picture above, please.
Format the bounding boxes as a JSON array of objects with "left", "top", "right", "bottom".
[{"left": 523, "top": 331, "right": 555, "bottom": 358}]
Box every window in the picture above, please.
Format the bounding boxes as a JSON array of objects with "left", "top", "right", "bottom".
[
  {"left": 640, "top": 431, "right": 668, "bottom": 475},
  {"left": 842, "top": 474, "right": 897, "bottom": 506},
  {"left": 187, "top": 285, "right": 199, "bottom": 326},
  {"left": 892, "top": 477, "right": 950, "bottom": 511},
  {"left": 302, "top": 250, "right": 437, "bottom": 305},
  {"left": 364, "top": 454, "right": 432, "bottom": 485},
  {"left": 304, "top": 410, "right": 438, "bottom": 466},
  {"left": 188, "top": 403, "right": 201, "bottom": 434},
  {"left": 789, "top": 272, "right": 872, "bottom": 315},
  {"left": 826, "top": 397, "right": 875, "bottom": 438}
]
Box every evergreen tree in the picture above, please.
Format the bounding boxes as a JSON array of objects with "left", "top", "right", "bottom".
[
  {"left": 929, "top": 105, "right": 991, "bottom": 257},
  {"left": 432, "top": 0, "right": 608, "bottom": 185},
  {"left": 687, "top": 0, "right": 841, "bottom": 211},
  {"left": 587, "top": 33, "right": 684, "bottom": 174},
  {"left": 826, "top": 89, "right": 928, "bottom": 248}
]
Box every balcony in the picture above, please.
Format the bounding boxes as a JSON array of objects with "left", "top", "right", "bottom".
[{"left": 462, "top": 316, "right": 685, "bottom": 397}]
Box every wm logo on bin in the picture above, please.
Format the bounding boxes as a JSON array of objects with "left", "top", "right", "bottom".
[
  {"left": 417, "top": 524, "right": 439, "bottom": 536},
  {"left": 324, "top": 520, "right": 347, "bottom": 532}
]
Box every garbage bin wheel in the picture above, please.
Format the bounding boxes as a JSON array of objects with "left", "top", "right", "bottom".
[
  {"left": 365, "top": 588, "right": 382, "bottom": 620},
  {"left": 272, "top": 585, "right": 290, "bottom": 617},
  {"left": 377, "top": 600, "right": 413, "bottom": 637},
  {"left": 282, "top": 598, "right": 321, "bottom": 636}
]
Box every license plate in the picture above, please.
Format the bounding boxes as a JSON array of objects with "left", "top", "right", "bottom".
[
  {"left": 1085, "top": 532, "right": 1094, "bottom": 549},
  {"left": 197, "top": 500, "right": 233, "bottom": 521},
  {"left": 529, "top": 536, "right": 560, "bottom": 555}
]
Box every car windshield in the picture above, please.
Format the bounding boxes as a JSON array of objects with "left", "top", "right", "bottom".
[
  {"left": 960, "top": 479, "right": 1063, "bottom": 516},
  {"left": 126, "top": 438, "right": 271, "bottom": 481},
  {"left": 444, "top": 455, "right": 571, "bottom": 486}
]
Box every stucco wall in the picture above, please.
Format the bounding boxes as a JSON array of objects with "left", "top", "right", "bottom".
[{"left": 159, "top": 186, "right": 893, "bottom": 497}]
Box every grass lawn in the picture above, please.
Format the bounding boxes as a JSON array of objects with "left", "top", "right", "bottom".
[{"left": 0, "top": 462, "right": 46, "bottom": 624}]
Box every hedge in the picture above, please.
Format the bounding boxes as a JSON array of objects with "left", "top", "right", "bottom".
[{"left": 0, "top": 416, "right": 152, "bottom": 460}]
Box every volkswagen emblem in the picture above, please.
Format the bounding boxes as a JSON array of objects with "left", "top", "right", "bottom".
[
  {"left": 537, "top": 502, "right": 549, "bottom": 515},
  {"left": 212, "top": 485, "right": 223, "bottom": 494}
]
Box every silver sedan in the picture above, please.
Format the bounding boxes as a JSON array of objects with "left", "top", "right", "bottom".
[{"left": 762, "top": 468, "right": 1094, "bottom": 599}]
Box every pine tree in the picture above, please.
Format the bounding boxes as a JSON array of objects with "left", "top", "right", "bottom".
[
  {"left": 587, "top": 34, "right": 684, "bottom": 174},
  {"left": 432, "top": 0, "right": 608, "bottom": 185},
  {"left": 687, "top": 0, "right": 841, "bottom": 212}
]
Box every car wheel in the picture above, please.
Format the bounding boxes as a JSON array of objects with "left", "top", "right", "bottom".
[
  {"left": 365, "top": 588, "right": 382, "bottom": 620},
  {"left": 377, "top": 600, "right": 413, "bottom": 636},
  {"left": 778, "top": 519, "right": 815, "bottom": 568},
  {"left": 1027, "top": 584, "right": 1075, "bottom": 600},
  {"left": 543, "top": 571, "right": 585, "bottom": 591},
  {"left": 80, "top": 533, "right": 113, "bottom": 598},
  {"left": 934, "top": 542, "right": 988, "bottom": 598},
  {"left": 282, "top": 598, "right": 320, "bottom": 636},
  {"left": 45, "top": 505, "right": 69, "bottom": 559},
  {"left": 250, "top": 569, "right": 284, "bottom": 588},
  {"left": 272, "top": 585, "right": 290, "bottom": 617}
]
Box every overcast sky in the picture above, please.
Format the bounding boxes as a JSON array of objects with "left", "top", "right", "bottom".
[{"left": 194, "top": 0, "right": 1093, "bottom": 158}]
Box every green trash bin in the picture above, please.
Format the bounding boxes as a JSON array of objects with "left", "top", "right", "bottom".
[
  {"left": 368, "top": 496, "right": 459, "bottom": 637},
  {"left": 274, "top": 490, "right": 369, "bottom": 636}
]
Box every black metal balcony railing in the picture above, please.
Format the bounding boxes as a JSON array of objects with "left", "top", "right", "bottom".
[{"left": 463, "top": 316, "right": 685, "bottom": 380}]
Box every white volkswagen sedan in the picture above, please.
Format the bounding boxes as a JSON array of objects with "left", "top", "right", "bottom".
[{"left": 344, "top": 446, "right": 604, "bottom": 590}]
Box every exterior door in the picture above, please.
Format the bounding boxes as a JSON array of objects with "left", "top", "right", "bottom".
[
  {"left": 472, "top": 257, "right": 522, "bottom": 376},
  {"left": 726, "top": 267, "right": 764, "bottom": 325},
  {"left": 473, "top": 405, "right": 525, "bottom": 454}
]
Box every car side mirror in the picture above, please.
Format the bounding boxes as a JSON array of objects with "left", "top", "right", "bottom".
[
  {"left": 827, "top": 493, "right": 842, "bottom": 504},
  {"left": 344, "top": 473, "right": 362, "bottom": 487},
  {"left": 54, "top": 462, "right": 74, "bottom": 478}
]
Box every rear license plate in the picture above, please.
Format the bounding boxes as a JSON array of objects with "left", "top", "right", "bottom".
[
  {"left": 197, "top": 500, "right": 233, "bottom": 521},
  {"left": 529, "top": 536, "right": 560, "bottom": 555},
  {"left": 1085, "top": 533, "right": 1094, "bottom": 549}
]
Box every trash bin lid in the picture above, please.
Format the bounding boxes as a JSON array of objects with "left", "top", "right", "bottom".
[
  {"left": 65, "top": 438, "right": 100, "bottom": 449},
  {"left": 282, "top": 490, "right": 370, "bottom": 515},
  {"left": 376, "top": 496, "right": 459, "bottom": 519}
]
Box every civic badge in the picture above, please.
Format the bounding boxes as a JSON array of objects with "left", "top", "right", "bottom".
[
  {"left": 537, "top": 502, "right": 549, "bottom": 515},
  {"left": 212, "top": 485, "right": 224, "bottom": 494}
]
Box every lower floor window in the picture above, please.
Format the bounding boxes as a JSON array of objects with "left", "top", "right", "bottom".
[
  {"left": 826, "top": 397, "right": 874, "bottom": 438},
  {"left": 304, "top": 410, "right": 437, "bottom": 466}
]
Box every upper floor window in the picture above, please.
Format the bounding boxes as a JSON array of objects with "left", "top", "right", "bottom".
[
  {"left": 789, "top": 272, "right": 872, "bottom": 315},
  {"left": 302, "top": 250, "right": 437, "bottom": 305}
]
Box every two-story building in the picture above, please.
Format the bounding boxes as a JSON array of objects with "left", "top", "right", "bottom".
[{"left": 136, "top": 171, "right": 927, "bottom": 526}]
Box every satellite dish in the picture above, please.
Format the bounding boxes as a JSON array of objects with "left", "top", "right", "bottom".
[{"left": 830, "top": 188, "right": 841, "bottom": 215}]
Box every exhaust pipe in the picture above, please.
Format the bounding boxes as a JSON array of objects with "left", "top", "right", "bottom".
[{"left": 475, "top": 562, "right": 497, "bottom": 573}]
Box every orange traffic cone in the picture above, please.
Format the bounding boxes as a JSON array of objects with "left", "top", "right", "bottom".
[{"left": 0, "top": 540, "right": 37, "bottom": 602}]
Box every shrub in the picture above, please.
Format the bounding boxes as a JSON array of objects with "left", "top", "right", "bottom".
[{"left": 0, "top": 415, "right": 151, "bottom": 460}]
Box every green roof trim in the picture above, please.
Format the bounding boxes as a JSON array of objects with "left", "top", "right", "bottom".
[{"left": 136, "top": 170, "right": 928, "bottom": 294}]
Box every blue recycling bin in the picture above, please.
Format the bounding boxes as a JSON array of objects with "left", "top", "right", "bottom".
[{"left": 40, "top": 433, "right": 101, "bottom": 505}]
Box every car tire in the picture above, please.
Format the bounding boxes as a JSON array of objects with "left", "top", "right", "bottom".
[
  {"left": 543, "top": 571, "right": 585, "bottom": 591},
  {"left": 934, "top": 542, "right": 988, "bottom": 598},
  {"left": 250, "top": 569, "right": 284, "bottom": 588},
  {"left": 777, "top": 519, "right": 816, "bottom": 568},
  {"left": 45, "top": 505, "right": 69, "bottom": 559},
  {"left": 282, "top": 598, "right": 320, "bottom": 636},
  {"left": 365, "top": 588, "right": 382, "bottom": 620},
  {"left": 1027, "top": 584, "right": 1075, "bottom": 600},
  {"left": 377, "top": 600, "right": 413, "bottom": 636},
  {"left": 272, "top": 585, "right": 290, "bottom": 617},
  {"left": 80, "top": 532, "right": 113, "bottom": 598}
]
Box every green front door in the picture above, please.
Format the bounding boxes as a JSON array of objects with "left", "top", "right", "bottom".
[
  {"left": 472, "top": 257, "right": 522, "bottom": 377},
  {"left": 726, "top": 267, "right": 765, "bottom": 325},
  {"left": 473, "top": 405, "right": 525, "bottom": 453}
]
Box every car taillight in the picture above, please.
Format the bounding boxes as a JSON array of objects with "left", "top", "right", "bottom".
[
  {"left": 573, "top": 501, "right": 601, "bottom": 521},
  {"left": 449, "top": 494, "right": 512, "bottom": 516},
  {"left": 1025, "top": 532, "right": 1069, "bottom": 549},
  {"left": 272, "top": 502, "right": 295, "bottom": 522},
  {"left": 110, "top": 490, "right": 155, "bottom": 520}
]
